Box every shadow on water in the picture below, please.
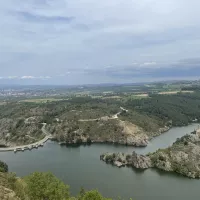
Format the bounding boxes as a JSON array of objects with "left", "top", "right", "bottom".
[
  {"left": 126, "top": 165, "right": 146, "bottom": 174},
  {"left": 149, "top": 168, "right": 197, "bottom": 180},
  {"left": 1, "top": 124, "right": 200, "bottom": 200}
]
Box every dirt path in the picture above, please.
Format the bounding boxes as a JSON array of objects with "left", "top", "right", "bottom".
[{"left": 78, "top": 107, "right": 128, "bottom": 122}]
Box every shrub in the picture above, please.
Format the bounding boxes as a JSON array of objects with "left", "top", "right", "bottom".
[
  {"left": 16, "top": 119, "right": 24, "bottom": 128},
  {"left": 126, "top": 154, "right": 131, "bottom": 160},
  {"left": 118, "top": 158, "right": 122, "bottom": 162},
  {"left": 25, "top": 172, "right": 69, "bottom": 200},
  {"left": 105, "top": 155, "right": 113, "bottom": 162},
  {"left": 0, "top": 160, "right": 8, "bottom": 172},
  {"left": 158, "top": 155, "right": 166, "bottom": 161},
  {"left": 81, "top": 190, "right": 112, "bottom": 200},
  {"left": 76, "top": 138, "right": 83, "bottom": 144},
  {"left": 87, "top": 138, "right": 92, "bottom": 144}
]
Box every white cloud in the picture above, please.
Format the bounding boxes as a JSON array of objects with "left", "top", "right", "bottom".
[
  {"left": 7, "top": 76, "right": 18, "bottom": 79},
  {"left": 38, "top": 76, "right": 51, "bottom": 79},
  {"left": 21, "top": 76, "right": 35, "bottom": 79},
  {"left": 57, "top": 72, "right": 71, "bottom": 77},
  {"left": 1, "top": 0, "right": 200, "bottom": 84},
  {"left": 142, "top": 62, "right": 157, "bottom": 66},
  {"left": 0, "top": 75, "right": 51, "bottom": 80}
]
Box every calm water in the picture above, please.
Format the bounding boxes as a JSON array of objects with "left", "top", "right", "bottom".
[{"left": 0, "top": 124, "right": 200, "bottom": 200}]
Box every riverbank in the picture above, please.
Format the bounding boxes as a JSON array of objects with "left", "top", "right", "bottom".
[
  {"left": 54, "top": 122, "right": 170, "bottom": 148},
  {"left": 100, "top": 126, "right": 200, "bottom": 179},
  {"left": 0, "top": 124, "right": 198, "bottom": 200},
  {"left": 0, "top": 123, "right": 53, "bottom": 152}
]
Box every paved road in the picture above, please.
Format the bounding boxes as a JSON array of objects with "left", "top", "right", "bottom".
[
  {"left": 0, "top": 123, "right": 53, "bottom": 152},
  {"left": 0, "top": 107, "right": 128, "bottom": 152}
]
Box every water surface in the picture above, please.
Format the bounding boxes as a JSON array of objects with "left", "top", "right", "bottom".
[{"left": 0, "top": 124, "right": 199, "bottom": 200}]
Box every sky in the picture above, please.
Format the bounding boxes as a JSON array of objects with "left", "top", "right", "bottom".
[{"left": 1, "top": 0, "right": 200, "bottom": 85}]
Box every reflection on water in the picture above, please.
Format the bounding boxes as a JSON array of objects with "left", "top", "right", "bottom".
[{"left": 0, "top": 124, "right": 199, "bottom": 200}]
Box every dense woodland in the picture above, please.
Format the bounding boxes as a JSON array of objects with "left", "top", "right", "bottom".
[{"left": 125, "top": 92, "right": 200, "bottom": 126}]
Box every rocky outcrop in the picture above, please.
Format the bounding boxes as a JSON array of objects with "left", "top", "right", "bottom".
[
  {"left": 117, "top": 120, "right": 150, "bottom": 146},
  {"left": 100, "top": 152, "right": 152, "bottom": 169},
  {"left": 0, "top": 186, "right": 20, "bottom": 200},
  {"left": 100, "top": 152, "right": 127, "bottom": 167},
  {"left": 150, "top": 126, "right": 171, "bottom": 138},
  {"left": 96, "top": 136, "right": 149, "bottom": 147},
  {"left": 101, "top": 130, "right": 200, "bottom": 179},
  {"left": 53, "top": 117, "right": 171, "bottom": 147},
  {"left": 0, "top": 173, "right": 21, "bottom": 200},
  {"left": 131, "top": 151, "right": 152, "bottom": 168}
]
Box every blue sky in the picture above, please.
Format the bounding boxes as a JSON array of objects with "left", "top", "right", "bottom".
[{"left": 1, "top": 0, "right": 200, "bottom": 85}]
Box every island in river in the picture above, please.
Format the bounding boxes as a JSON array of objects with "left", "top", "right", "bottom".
[
  {"left": 0, "top": 124, "right": 199, "bottom": 200},
  {"left": 101, "top": 128, "right": 200, "bottom": 179},
  {"left": 1, "top": 84, "right": 200, "bottom": 179}
]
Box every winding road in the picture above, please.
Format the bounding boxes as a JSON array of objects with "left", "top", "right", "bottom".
[
  {"left": 0, "top": 106, "right": 128, "bottom": 152},
  {"left": 0, "top": 123, "right": 53, "bottom": 152},
  {"left": 78, "top": 107, "right": 128, "bottom": 122}
]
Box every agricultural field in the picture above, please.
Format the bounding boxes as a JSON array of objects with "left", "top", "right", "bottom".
[
  {"left": 158, "top": 90, "right": 194, "bottom": 95},
  {"left": 20, "top": 98, "right": 65, "bottom": 103}
]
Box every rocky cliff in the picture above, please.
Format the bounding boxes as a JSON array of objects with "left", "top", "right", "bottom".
[
  {"left": 100, "top": 151, "right": 152, "bottom": 169},
  {"left": 100, "top": 130, "right": 200, "bottom": 178}
]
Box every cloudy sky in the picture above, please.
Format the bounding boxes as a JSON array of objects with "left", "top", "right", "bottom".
[{"left": 1, "top": 0, "right": 200, "bottom": 85}]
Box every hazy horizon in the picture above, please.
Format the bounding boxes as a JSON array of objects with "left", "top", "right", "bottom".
[{"left": 1, "top": 0, "right": 200, "bottom": 85}]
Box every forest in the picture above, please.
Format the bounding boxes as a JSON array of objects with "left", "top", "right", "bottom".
[{"left": 124, "top": 92, "right": 200, "bottom": 126}]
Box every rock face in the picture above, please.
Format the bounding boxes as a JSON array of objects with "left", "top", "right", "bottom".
[
  {"left": 117, "top": 120, "right": 150, "bottom": 147},
  {"left": 100, "top": 152, "right": 152, "bottom": 169},
  {"left": 114, "top": 161, "right": 124, "bottom": 167},
  {"left": 0, "top": 173, "right": 20, "bottom": 200},
  {"left": 100, "top": 152, "right": 127, "bottom": 166},
  {"left": 150, "top": 126, "right": 171, "bottom": 139},
  {"left": 148, "top": 133, "right": 200, "bottom": 178},
  {"left": 131, "top": 151, "right": 152, "bottom": 169},
  {"left": 126, "top": 135, "right": 149, "bottom": 147},
  {"left": 101, "top": 131, "right": 200, "bottom": 179}
]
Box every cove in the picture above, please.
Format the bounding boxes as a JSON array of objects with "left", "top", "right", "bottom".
[{"left": 0, "top": 124, "right": 199, "bottom": 200}]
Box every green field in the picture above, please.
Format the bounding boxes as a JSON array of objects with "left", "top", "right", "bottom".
[{"left": 20, "top": 98, "right": 65, "bottom": 103}]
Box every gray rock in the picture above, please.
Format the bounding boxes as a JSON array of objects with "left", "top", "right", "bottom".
[{"left": 131, "top": 151, "right": 152, "bottom": 169}]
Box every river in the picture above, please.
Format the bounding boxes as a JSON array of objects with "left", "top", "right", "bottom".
[{"left": 0, "top": 124, "right": 199, "bottom": 200}]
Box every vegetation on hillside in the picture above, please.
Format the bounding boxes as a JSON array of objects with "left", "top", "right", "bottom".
[
  {"left": 101, "top": 131, "right": 200, "bottom": 179},
  {"left": 0, "top": 163, "right": 113, "bottom": 200},
  {"left": 1, "top": 88, "right": 200, "bottom": 146},
  {"left": 0, "top": 161, "right": 8, "bottom": 173},
  {"left": 125, "top": 92, "right": 200, "bottom": 126}
]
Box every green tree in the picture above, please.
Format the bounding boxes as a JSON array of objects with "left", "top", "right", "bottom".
[
  {"left": 0, "top": 160, "right": 8, "bottom": 172},
  {"left": 81, "top": 190, "right": 112, "bottom": 200},
  {"left": 25, "top": 172, "right": 69, "bottom": 200},
  {"left": 78, "top": 187, "right": 86, "bottom": 200}
]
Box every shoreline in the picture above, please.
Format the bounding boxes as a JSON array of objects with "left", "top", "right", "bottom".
[
  {"left": 0, "top": 136, "right": 53, "bottom": 152},
  {"left": 0, "top": 123, "right": 197, "bottom": 153},
  {"left": 100, "top": 125, "right": 200, "bottom": 179},
  {"left": 0, "top": 123, "right": 53, "bottom": 152}
]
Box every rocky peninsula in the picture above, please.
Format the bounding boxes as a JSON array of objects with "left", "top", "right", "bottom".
[{"left": 100, "top": 129, "right": 200, "bottom": 178}]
